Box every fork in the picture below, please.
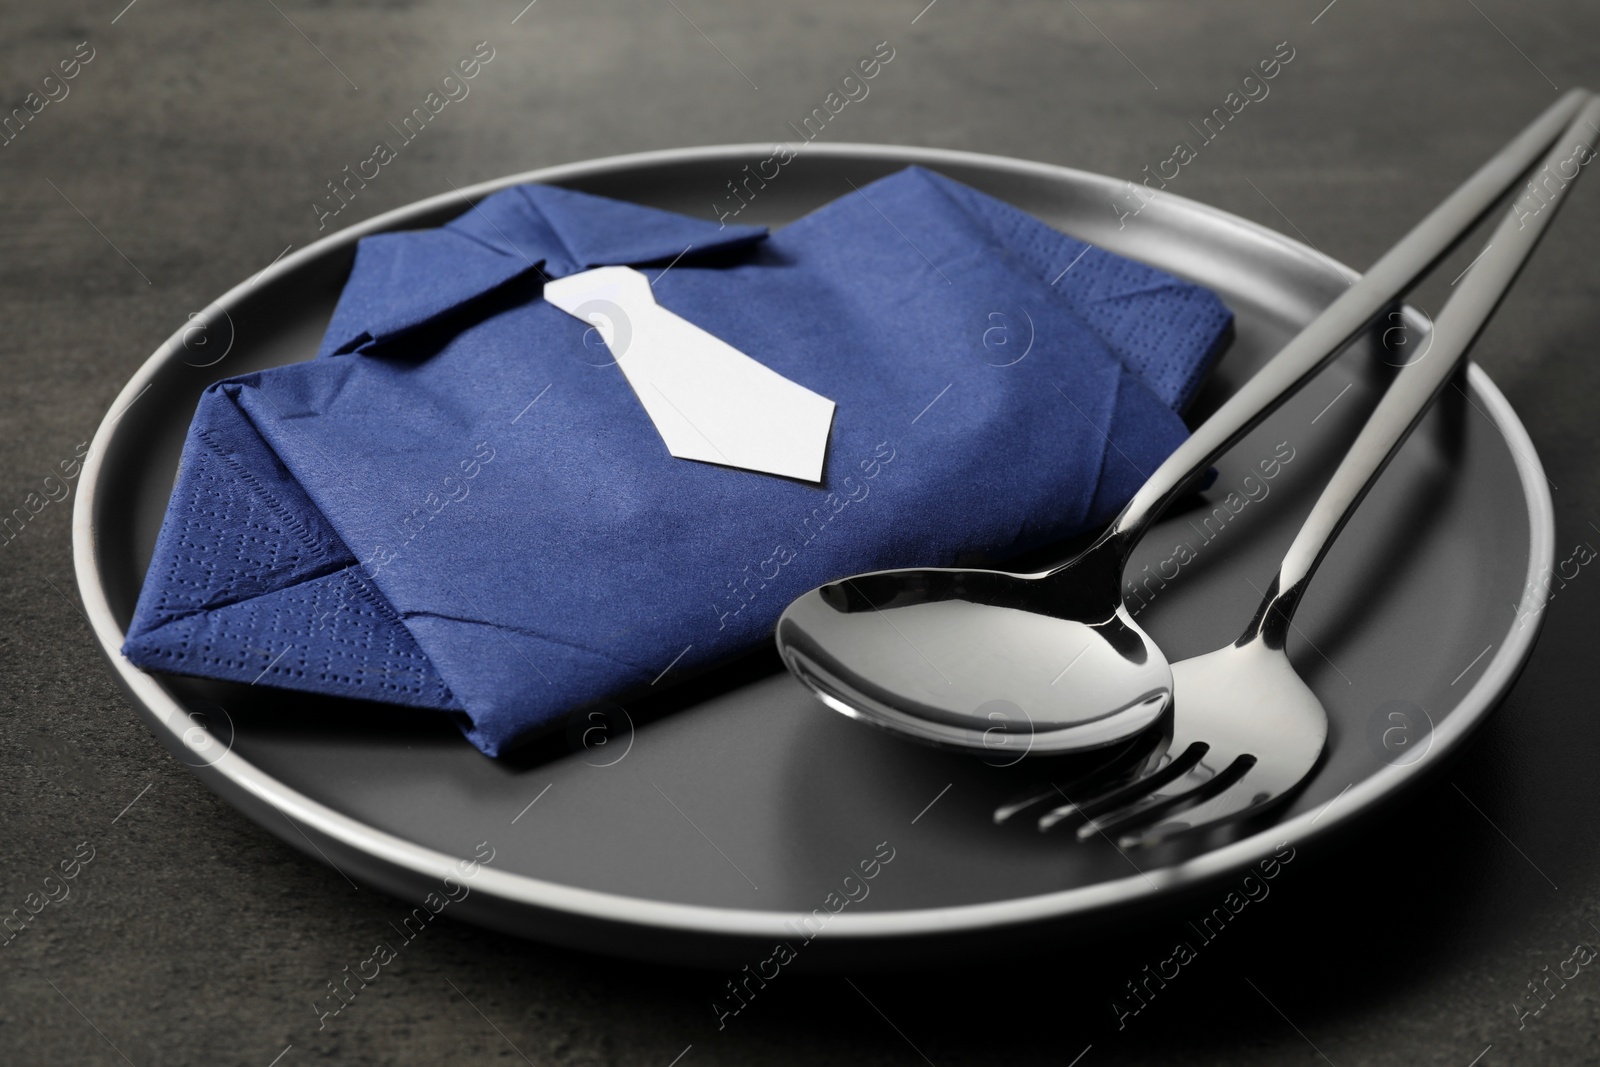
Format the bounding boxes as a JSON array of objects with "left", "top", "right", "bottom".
[{"left": 996, "top": 93, "right": 1600, "bottom": 849}]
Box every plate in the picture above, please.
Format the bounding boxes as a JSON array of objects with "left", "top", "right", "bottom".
[{"left": 73, "top": 144, "right": 1553, "bottom": 968}]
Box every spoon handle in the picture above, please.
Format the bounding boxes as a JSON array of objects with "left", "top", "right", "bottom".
[
  {"left": 1244, "top": 95, "right": 1600, "bottom": 646},
  {"left": 1102, "top": 88, "right": 1590, "bottom": 556}
]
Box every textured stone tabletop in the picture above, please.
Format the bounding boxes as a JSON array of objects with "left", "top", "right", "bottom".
[{"left": 2, "top": 1, "right": 1599, "bottom": 1063}]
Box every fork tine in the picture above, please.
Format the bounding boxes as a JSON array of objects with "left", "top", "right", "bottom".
[
  {"left": 1038, "top": 742, "right": 1209, "bottom": 832},
  {"left": 993, "top": 731, "right": 1167, "bottom": 825},
  {"left": 994, "top": 783, "right": 1072, "bottom": 826},
  {"left": 1116, "top": 776, "right": 1280, "bottom": 849},
  {"left": 1075, "top": 753, "right": 1257, "bottom": 844}
]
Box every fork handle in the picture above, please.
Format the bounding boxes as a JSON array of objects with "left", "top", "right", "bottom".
[
  {"left": 1100, "top": 88, "right": 1591, "bottom": 558},
  {"left": 1246, "top": 95, "right": 1600, "bottom": 647}
]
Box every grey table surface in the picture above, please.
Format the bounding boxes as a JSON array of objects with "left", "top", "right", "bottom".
[{"left": 4, "top": 1, "right": 1600, "bottom": 1064}]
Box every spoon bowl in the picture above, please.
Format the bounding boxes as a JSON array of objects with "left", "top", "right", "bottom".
[{"left": 775, "top": 551, "right": 1172, "bottom": 755}]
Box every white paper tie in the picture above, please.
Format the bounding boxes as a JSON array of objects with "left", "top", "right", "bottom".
[{"left": 544, "top": 266, "right": 835, "bottom": 482}]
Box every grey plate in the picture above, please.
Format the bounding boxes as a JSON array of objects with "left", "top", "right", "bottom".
[{"left": 73, "top": 144, "right": 1553, "bottom": 969}]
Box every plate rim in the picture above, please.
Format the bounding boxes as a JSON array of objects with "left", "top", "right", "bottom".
[{"left": 71, "top": 141, "right": 1555, "bottom": 946}]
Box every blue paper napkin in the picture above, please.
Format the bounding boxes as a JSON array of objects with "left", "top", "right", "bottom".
[{"left": 122, "top": 166, "right": 1232, "bottom": 756}]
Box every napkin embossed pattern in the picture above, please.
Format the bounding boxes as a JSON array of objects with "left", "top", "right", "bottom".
[{"left": 122, "top": 166, "right": 1233, "bottom": 756}]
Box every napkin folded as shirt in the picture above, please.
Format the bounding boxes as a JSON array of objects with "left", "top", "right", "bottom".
[{"left": 122, "top": 166, "right": 1232, "bottom": 756}]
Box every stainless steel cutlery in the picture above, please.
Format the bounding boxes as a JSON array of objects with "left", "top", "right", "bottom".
[{"left": 778, "top": 90, "right": 1600, "bottom": 846}]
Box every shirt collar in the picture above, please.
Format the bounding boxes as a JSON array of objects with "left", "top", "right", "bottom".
[{"left": 318, "top": 182, "right": 768, "bottom": 357}]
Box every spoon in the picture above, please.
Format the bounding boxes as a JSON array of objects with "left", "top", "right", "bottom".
[{"left": 776, "top": 89, "right": 1589, "bottom": 755}]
